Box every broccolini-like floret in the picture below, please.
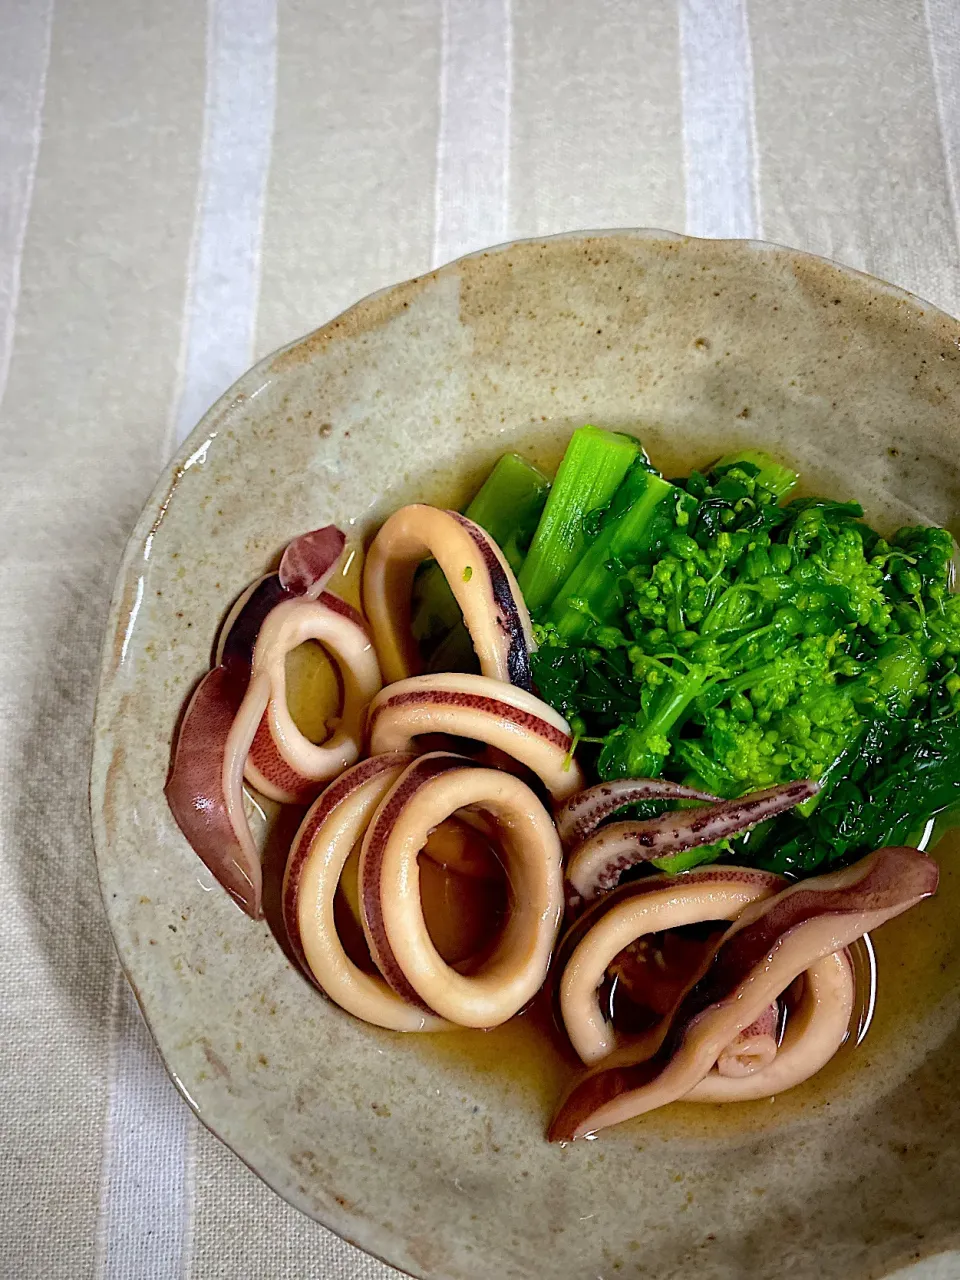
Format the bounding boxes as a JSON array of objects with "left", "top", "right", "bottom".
[
  {"left": 425, "top": 436, "right": 960, "bottom": 882},
  {"left": 691, "top": 680, "right": 866, "bottom": 795},
  {"left": 681, "top": 452, "right": 798, "bottom": 540},
  {"left": 890, "top": 524, "right": 955, "bottom": 604},
  {"left": 596, "top": 658, "right": 712, "bottom": 779},
  {"left": 531, "top": 445, "right": 960, "bottom": 856}
]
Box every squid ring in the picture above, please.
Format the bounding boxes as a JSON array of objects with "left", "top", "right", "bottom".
[
  {"left": 166, "top": 527, "right": 350, "bottom": 917},
  {"left": 559, "top": 868, "right": 784, "bottom": 1065},
  {"left": 239, "top": 595, "right": 382, "bottom": 803},
  {"left": 359, "top": 753, "right": 564, "bottom": 1028},
  {"left": 367, "top": 671, "right": 584, "bottom": 803},
  {"left": 362, "top": 504, "right": 535, "bottom": 689},
  {"left": 282, "top": 753, "right": 450, "bottom": 1032},
  {"left": 685, "top": 950, "right": 855, "bottom": 1102},
  {"left": 550, "top": 848, "right": 939, "bottom": 1141}
]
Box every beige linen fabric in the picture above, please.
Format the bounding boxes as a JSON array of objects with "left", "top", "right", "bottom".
[{"left": 1, "top": 0, "right": 959, "bottom": 1276}]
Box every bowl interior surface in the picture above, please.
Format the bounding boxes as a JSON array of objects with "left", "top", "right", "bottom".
[{"left": 92, "top": 231, "right": 960, "bottom": 1280}]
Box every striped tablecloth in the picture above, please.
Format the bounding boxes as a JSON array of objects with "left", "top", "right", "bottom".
[{"left": 2, "top": 1, "right": 959, "bottom": 1276}]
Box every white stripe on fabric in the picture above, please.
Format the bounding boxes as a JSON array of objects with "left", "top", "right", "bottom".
[
  {"left": 98, "top": 2, "right": 277, "bottom": 1277},
  {"left": 925, "top": 0, "right": 960, "bottom": 252},
  {"left": 432, "top": 0, "right": 513, "bottom": 268},
  {"left": 171, "top": 0, "right": 278, "bottom": 448},
  {"left": 96, "top": 974, "right": 194, "bottom": 1280},
  {"left": 679, "top": 0, "right": 761, "bottom": 240},
  {"left": 0, "top": 0, "right": 54, "bottom": 412}
]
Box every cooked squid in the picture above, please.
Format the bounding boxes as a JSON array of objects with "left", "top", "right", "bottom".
[
  {"left": 359, "top": 752, "right": 564, "bottom": 1028},
  {"left": 686, "top": 951, "right": 855, "bottom": 1102},
  {"left": 239, "top": 594, "right": 381, "bottom": 803},
  {"left": 166, "top": 526, "right": 351, "bottom": 916},
  {"left": 564, "top": 779, "right": 820, "bottom": 915},
  {"left": 363, "top": 505, "right": 535, "bottom": 689},
  {"left": 558, "top": 867, "right": 785, "bottom": 1065},
  {"left": 367, "top": 671, "right": 584, "bottom": 803},
  {"left": 555, "top": 778, "right": 720, "bottom": 851},
  {"left": 282, "top": 753, "right": 450, "bottom": 1032},
  {"left": 166, "top": 432, "right": 952, "bottom": 1146},
  {"left": 713, "top": 1002, "right": 780, "bottom": 1078},
  {"left": 550, "top": 846, "right": 939, "bottom": 1141},
  {"left": 165, "top": 666, "right": 262, "bottom": 915}
]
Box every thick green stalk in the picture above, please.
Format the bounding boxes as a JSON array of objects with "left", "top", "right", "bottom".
[
  {"left": 545, "top": 463, "right": 697, "bottom": 642},
  {"left": 518, "top": 425, "right": 641, "bottom": 616},
  {"left": 411, "top": 452, "right": 550, "bottom": 648},
  {"left": 464, "top": 452, "right": 551, "bottom": 570}
]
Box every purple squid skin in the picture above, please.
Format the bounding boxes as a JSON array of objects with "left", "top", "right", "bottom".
[
  {"left": 555, "top": 777, "right": 721, "bottom": 850},
  {"left": 550, "top": 846, "right": 939, "bottom": 1141},
  {"left": 565, "top": 779, "right": 820, "bottom": 914}
]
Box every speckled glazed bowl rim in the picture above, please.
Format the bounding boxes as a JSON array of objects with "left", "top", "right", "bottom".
[{"left": 91, "top": 228, "right": 960, "bottom": 1279}]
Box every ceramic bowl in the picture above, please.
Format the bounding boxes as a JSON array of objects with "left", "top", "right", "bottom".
[{"left": 91, "top": 230, "right": 960, "bottom": 1280}]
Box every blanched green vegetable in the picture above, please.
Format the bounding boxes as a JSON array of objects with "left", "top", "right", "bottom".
[
  {"left": 759, "top": 713, "right": 960, "bottom": 874},
  {"left": 518, "top": 425, "right": 641, "bottom": 615},
  {"left": 460, "top": 452, "right": 551, "bottom": 573},
  {"left": 530, "top": 443, "right": 960, "bottom": 875},
  {"left": 543, "top": 463, "right": 697, "bottom": 643}
]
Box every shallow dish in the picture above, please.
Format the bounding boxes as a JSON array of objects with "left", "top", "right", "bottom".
[{"left": 92, "top": 230, "right": 960, "bottom": 1279}]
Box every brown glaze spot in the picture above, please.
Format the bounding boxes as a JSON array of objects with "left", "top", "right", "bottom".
[
  {"left": 269, "top": 271, "right": 439, "bottom": 372},
  {"left": 202, "top": 1042, "right": 231, "bottom": 1079},
  {"left": 101, "top": 744, "right": 127, "bottom": 844}
]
